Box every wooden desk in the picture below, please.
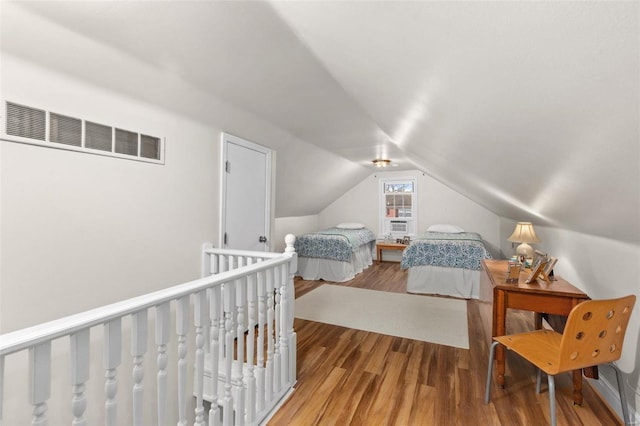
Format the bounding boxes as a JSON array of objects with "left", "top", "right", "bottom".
[
  {"left": 376, "top": 242, "right": 407, "bottom": 263},
  {"left": 480, "top": 259, "right": 590, "bottom": 404}
]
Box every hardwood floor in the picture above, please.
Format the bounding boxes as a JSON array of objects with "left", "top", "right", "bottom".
[{"left": 268, "top": 261, "right": 622, "bottom": 425}]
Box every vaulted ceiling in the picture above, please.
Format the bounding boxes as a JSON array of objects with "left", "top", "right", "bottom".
[{"left": 2, "top": 1, "right": 638, "bottom": 243}]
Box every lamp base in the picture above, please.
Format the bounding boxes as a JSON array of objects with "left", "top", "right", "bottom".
[{"left": 516, "top": 242, "right": 534, "bottom": 259}]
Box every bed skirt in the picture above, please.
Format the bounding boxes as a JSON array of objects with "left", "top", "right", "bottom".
[
  {"left": 406, "top": 265, "right": 480, "bottom": 299},
  {"left": 296, "top": 242, "right": 374, "bottom": 282}
]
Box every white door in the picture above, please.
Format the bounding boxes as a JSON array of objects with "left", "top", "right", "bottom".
[{"left": 221, "top": 133, "right": 271, "bottom": 251}]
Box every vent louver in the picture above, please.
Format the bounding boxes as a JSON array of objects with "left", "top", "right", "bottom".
[
  {"left": 6, "top": 102, "right": 46, "bottom": 141},
  {"left": 115, "top": 128, "right": 138, "bottom": 156},
  {"left": 3, "top": 100, "right": 163, "bottom": 164},
  {"left": 85, "top": 121, "right": 112, "bottom": 152},
  {"left": 141, "top": 134, "right": 161, "bottom": 160},
  {"left": 50, "top": 113, "right": 82, "bottom": 147}
]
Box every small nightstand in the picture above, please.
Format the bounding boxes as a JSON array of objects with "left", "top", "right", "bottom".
[{"left": 376, "top": 242, "right": 407, "bottom": 263}]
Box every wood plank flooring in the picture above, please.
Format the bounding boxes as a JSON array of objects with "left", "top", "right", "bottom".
[{"left": 268, "top": 261, "right": 622, "bottom": 425}]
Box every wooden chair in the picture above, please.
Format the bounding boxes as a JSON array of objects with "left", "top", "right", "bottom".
[{"left": 485, "top": 295, "right": 636, "bottom": 426}]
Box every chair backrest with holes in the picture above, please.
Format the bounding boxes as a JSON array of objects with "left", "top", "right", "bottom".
[{"left": 557, "top": 295, "right": 636, "bottom": 373}]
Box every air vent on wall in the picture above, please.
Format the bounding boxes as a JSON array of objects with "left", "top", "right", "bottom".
[
  {"left": 6, "top": 102, "right": 46, "bottom": 141},
  {"left": 2, "top": 101, "right": 164, "bottom": 164},
  {"left": 50, "top": 112, "right": 82, "bottom": 147}
]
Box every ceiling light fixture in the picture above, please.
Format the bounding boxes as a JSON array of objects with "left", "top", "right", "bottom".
[{"left": 372, "top": 159, "right": 391, "bottom": 167}]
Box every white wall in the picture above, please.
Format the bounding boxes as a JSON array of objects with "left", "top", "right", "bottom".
[
  {"left": 501, "top": 219, "right": 640, "bottom": 421},
  {"left": 1, "top": 55, "right": 221, "bottom": 332},
  {"left": 0, "top": 55, "right": 223, "bottom": 424},
  {"left": 273, "top": 215, "right": 318, "bottom": 252}
]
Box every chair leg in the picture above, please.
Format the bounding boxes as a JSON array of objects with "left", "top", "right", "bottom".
[
  {"left": 608, "top": 363, "right": 630, "bottom": 426},
  {"left": 485, "top": 341, "right": 500, "bottom": 404},
  {"left": 548, "top": 375, "right": 557, "bottom": 426}
]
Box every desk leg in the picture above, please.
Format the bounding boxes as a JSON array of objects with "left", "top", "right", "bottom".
[
  {"left": 377, "top": 247, "right": 382, "bottom": 263},
  {"left": 572, "top": 371, "right": 583, "bottom": 406},
  {"left": 493, "top": 289, "right": 506, "bottom": 387},
  {"left": 534, "top": 312, "right": 543, "bottom": 329}
]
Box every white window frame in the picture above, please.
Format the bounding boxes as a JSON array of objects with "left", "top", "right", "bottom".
[{"left": 379, "top": 177, "right": 418, "bottom": 238}]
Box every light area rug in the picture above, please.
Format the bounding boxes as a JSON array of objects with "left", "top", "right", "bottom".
[{"left": 295, "top": 284, "right": 469, "bottom": 349}]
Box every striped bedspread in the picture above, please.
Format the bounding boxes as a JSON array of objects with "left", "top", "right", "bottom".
[
  {"left": 294, "top": 227, "right": 376, "bottom": 262},
  {"left": 401, "top": 231, "right": 492, "bottom": 270}
]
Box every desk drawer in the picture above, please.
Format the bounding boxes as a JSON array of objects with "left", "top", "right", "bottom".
[{"left": 507, "top": 292, "right": 579, "bottom": 315}]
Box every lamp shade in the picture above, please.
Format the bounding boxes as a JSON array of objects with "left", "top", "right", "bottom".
[
  {"left": 507, "top": 222, "right": 540, "bottom": 243},
  {"left": 508, "top": 222, "right": 540, "bottom": 259}
]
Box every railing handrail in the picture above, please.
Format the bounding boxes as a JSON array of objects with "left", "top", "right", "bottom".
[
  {"left": 204, "top": 247, "right": 283, "bottom": 259},
  {"left": 0, "top": 249, "right": 296, "bottom": 357}
]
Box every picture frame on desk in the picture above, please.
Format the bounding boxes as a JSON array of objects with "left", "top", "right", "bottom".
[
  {"left": 543, "top": 256, "right": 558, "bottom": 280},
  {"left": 525, "top": 258, "right": 548, "bottom": 283},
  {"left": 533, "top": 250, "right": 547, "bottom": 266}
]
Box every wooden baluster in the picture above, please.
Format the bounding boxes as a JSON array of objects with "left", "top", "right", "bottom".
[
  {"left": 208, "top": 286, "right": 222, "bottom": 426},
  {"left": 277, "top": 264, "right": 289, "bottom": 386},
  {"left": 155, "top": 302, "right": 170, "bottom": 426},
  {"left": 131, "top": 311, "right": 147, "bottom": 426},
  {"left": 256, "top": 271, "right": 266, "bottom": 412},
  {"left": 265, "top": 269, "right": 275, "bottom": 403},
  {"left": 201, "top": 243, "right": 214, "bottom": 276},
  {"left": 70, "top": 329, "right": 90, "bottom": 426},
  {"left": 201, "top": 246, "right": 213, "bottom": 357},
  {"left": 235, "top": 277, "right": 246, "bottom": 426},
  {"left": 284, "top": 235, "right": 297, "bottom": 384},
  {"left": 245, "top": 271, "right": 257, "bottom": 424},
  {"left": 29, "top": 342, "right": 51, "bottom": 426},
  {"left": 194, "top": 291, "right": 207, "bottom": 426},
  {"left": 210, "top": 253, "right": 218, "bottom": 275},
  {"left": 176, "top": 296, "right": 189, "bottom": 426},
  {"left": 273, "top": 267, "right": 282, "bottom": 393},
  {"left": 222, "top": 281, "right": 235, "bottom": 426},
  {"left": 103, "top": 319, "right": 121, "bottom": 426}
]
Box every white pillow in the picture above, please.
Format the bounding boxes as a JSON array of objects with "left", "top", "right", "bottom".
[
  {"left": 336, "top": 222, "right": 365, "bottom": 230},
  {"left": 427, "top": 224, "right": 465, "bottom": 233}
]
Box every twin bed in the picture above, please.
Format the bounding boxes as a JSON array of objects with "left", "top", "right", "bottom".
[
  {"left": 294, "top": 224, "right": 376, "bottom": 283},
  {"left": 295, "top": 223, "right": 492, "bottom": 299},
  {"left": 400, "top": 225, "right": 493, "bottom": 299}
]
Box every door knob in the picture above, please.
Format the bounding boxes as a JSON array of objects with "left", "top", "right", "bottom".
[{"left": 259, "top": 236, "right": 268, "bottom": 243}]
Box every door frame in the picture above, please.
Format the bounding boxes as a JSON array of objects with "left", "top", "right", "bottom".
[{"left": 219, "top": 132, "right": 272, "bottom": 250}]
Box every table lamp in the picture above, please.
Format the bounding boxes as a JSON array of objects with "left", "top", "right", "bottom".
[{"left": 507, "top": 222, "right": 540, "bottom": 259}]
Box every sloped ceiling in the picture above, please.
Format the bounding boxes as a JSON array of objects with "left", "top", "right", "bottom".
[{"left": 2, "top": 1, "right": 638, "bottom": 243}]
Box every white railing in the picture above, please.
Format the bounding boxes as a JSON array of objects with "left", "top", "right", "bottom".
[{"left": 0, "top": 235, "right": 297, "bottom": 426}]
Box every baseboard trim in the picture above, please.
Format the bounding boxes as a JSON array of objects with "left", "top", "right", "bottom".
[{"left": 587, "top": 374, "right": 639, "bottom": 425}]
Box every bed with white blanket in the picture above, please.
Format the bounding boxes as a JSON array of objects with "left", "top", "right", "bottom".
[
  {"left": 400, "top": 226, "right": 492, "bottom": 299},
  {"left": 294, "top": 224, "right": 376, "bottom": 282}
]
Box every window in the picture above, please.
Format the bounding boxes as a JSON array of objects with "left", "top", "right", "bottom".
[{"left": 380, "top": 178, "right": 417, "bottom": 237}]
